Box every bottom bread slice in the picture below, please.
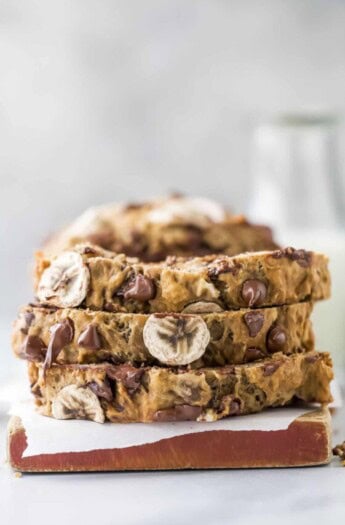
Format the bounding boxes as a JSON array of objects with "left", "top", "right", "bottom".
[{"left": 28, "top": 351, "right": 333, "bottom": 424}]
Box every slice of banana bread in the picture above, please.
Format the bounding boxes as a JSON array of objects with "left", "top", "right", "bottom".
[
  {"left": 14, "top": 302, "right": 314, "bottom": 367},
  {"left": 28, "top": 351, "right": 333, "bottom": 423},
  {"left": 35, "top": 245, "right": 330, "bottom": 313}
]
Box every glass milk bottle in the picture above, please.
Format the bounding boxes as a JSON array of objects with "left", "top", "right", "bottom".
[{"left": 248, "top": 114, "right": 345, "bottom": 369}]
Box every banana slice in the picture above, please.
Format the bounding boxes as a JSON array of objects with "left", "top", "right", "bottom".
[
  {"left": 143, "top": 314, "right": 210, "bottom": 366},
  {"left": 52, "top": 384, "right": 105, "bottom": 423},
  {"left": 37, "top": 251, "right": 90, "bottom": 308}
]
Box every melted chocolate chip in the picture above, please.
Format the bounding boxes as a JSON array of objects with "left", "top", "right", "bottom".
[
  {"left": 107, "top": 364, "right": 145, "bottom": 395},
  {"left": 243, "top": 311, "right": 264, "bottom": 337},
  {"left": 244, "top": 347, "right": 266, "bottom": 363},
  {"left": 267, "top": 326, "right": 287, "bottom": 353},
  {"left": 271, "top": 247, "right": 312, "bottom": 268},
  {"left": 43, "top": 318, "right": 74, "bottom": 372},
  {"left": 262, "top": 361, "right": 281, "bottom": 376},
  {"left": 118, "top": 274, "right": 156, "bottom": 302},
  {"left": 88, "top": 379, "right": 113, "bottom": 402},
  {"left": 78, "top": 324, "right": 101, "bottom": 350},
  {"left": 241, "top": 279, "right": 267, "bottom": 307},
  {"left": 153, "top": 405, "right": 202, "bottom": 422},
  {"left": 21, "top": 335, "right": 46, "bottom": 362}
]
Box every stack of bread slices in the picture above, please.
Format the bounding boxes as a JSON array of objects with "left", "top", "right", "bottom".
[{"left": 12, "top": 196, "right": 333, "bottom": 424}]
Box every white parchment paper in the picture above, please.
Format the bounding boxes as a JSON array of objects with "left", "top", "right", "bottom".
[{"left": 10, "top": 400, "right": 315, "bottom": 458}]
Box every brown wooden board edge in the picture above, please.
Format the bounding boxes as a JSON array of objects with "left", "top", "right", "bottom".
[{"left": 7, "top": 408, "right": 332, "bottom": 472}]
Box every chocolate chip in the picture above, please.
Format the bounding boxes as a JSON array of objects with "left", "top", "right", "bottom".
[
  {"left": 21, "top": 335, "right": 46, "bottom": 362},
  {"left": 107, "top": 364, "right": 145, "bottom": 395},
  {"left": 43, "top": 318, "right": 74, "bottom": 372},
  {"left": 31, "top": 384, "right": 42, "bottom": 398},
  {"left": 209, "top": 320, "right": 224, "bottom": 341},
  {"left": 104, "top": 302, "right": 118, "bottom": 312},
  {"left": 267, "top": 326, "right": 287, "bottom": 353},
  {"left": 244, "top": 347, "right": 266, "bottom": 363},
  {"left": 271, "top": 247, "right": 312, "bottom": 268},
  {"left": 153, "top": 405, "right": 202, "bottom": 422},
  {"left": 118, "top": 274, "right": 156, "bottom": 302},
  {"left": 305, "top": 353, "right": 320, "bottom": 364},
  {"left": 123, "top": 202, "right": 145, "bottom": 211},
  {"left": 243, "top": 311, "right": 264, "bottom": 337},
  {"left": 88, "top": 231, "right": 114, "bottom": 250},
  {"left": 229, "top": 398, "right": 241, "bottom": 415},
  {"left": 113, "top": 402, "right": 125, "bottom": 413},
  {"left": 208, "top": 259, "right": 240, "bottom": 278},
  {"left": 78, "top": 324, "right": 101, "bottom": 350},
  {"left": 88, "top": 380, "right": 113, "bottom": 402},
  {"left": 333, "top": 442, "right": 345, "bottom": 460},
  {"left": 81, "top": 246, "right": 98, "bottom": 255},
  {"left": 184, "top": 225, "right": 204, "bottom": 250},
  {"left": 241, "top": 279, "right": 267, "bottom": 307},
  {"left": 262, "top": 361, "right": 281, "bottom": 376}
]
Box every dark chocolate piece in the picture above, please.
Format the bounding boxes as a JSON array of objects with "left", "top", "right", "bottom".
[
  {"left": 241, "top": 279, "right": 267, "bottom": 307},
  {"left": 244, "top": 347, "right": 266, "bottom": 363},
  {"left": 118, "top": 274, "right": 156, "bottom": 302},
  {"left": 43, "top": 318, "right": 74, "bottom": 371},
  {"left": 107, "top": 364, "right": 145, "bottom": 395},
  {"left": 88, "top": 380, "right": 113, "bottom": 402},
  {"left": 78, "top": 324, "right": 101, "bottom": 350},
  {"left": 267, "top": 326, "right": 287, "bottom": 353},
  {"left": 21, "top": 335, "right": 46, "bottom": 362},
  {"left": 262, "top": 361, "right": 281, "bottom": 376},
  {"left": 243, "top": 311, "right": 265, "bottom": 337}
]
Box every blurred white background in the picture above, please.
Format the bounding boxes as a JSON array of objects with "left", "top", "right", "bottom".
[{"left": 1, "top": 0, "right": 345, "bottom": 331}]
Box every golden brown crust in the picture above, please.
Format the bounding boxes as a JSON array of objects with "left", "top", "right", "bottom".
[
  {"left": 34, "top": 245, "right": 330, "bottom": 313},
  {"left": 13, "top": 303, "right": 315, "bottom": 367},
  {"left": 28, "top": 351, "right": 333, "bottom": 423}
]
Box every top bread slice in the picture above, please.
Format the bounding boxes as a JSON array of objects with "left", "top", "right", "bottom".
[
  {"left": 34, "top": 244, "right": 330, "bottom": 313},
  {"left": 41, "top": 195, "right": 278, "bottom": 260}
]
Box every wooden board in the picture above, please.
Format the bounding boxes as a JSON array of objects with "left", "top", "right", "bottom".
[{"left": 7, "top": 408, "right": 332, "bottom": 472}]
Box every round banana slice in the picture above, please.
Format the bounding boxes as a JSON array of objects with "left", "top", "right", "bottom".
[
  {"left": 52, "top": 384, "right": 105, "bottom": 423},
  {"left": 37, "top": 251, "right": 90, "bottom": 308},
  {"left": 143, "top": 314, "right": 210, "bottom": 366}
]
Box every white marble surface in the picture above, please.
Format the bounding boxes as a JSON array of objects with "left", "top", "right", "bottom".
[{"left": 0, "top": 406, "right": 344, "bottom": 525}]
